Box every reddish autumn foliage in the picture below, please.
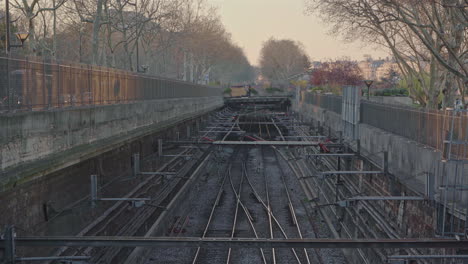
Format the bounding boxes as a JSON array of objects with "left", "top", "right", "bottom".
[{"left": 310, "top": 60, "right": 363, "bottom": 87}]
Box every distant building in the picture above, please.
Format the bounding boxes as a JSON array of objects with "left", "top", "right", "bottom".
[{"left": 358, "top": 58, "right": 400, "bottom": 81}]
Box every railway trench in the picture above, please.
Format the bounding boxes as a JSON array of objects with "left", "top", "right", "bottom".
[{"left": 3, "top": 99, "right": 463, "bottom": 264}]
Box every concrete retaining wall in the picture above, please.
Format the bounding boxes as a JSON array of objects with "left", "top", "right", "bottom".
[
  {"left": 0, "top": 96, "right": 223, "bottom": 191},
  {"left": 295, "top": 100, "right": 438, "bottom": 195},
  {"left": 295, "top": 100, "right": 444, "bottom": 263}
]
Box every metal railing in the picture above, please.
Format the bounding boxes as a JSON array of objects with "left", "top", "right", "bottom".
[
  {"left": 0, "top": 57, "right": 221, "bottom": 113},
  {"left": 303, "top": 93, "right": 468, "bottom": 156},
  {"left": 303, "top": 92, "right": 342, "bottom": 114}
]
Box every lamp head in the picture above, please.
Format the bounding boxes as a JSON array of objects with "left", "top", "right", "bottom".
[
  {"left": 363, "top": 79, "right": 374, "bottom": 87},
  {"left": 15, "top": 32, "right": 30, "bottom": 45}
]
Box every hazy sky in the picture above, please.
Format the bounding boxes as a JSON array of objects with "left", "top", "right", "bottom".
[{"left": 207, "top": 0, "right": 390, "bottom": 65}]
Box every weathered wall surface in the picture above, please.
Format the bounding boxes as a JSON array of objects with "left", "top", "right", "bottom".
[
  {"left": 0, "top": 115, "right": 205, "bottom": 260},
  {"left": 294, "top": 100, "right": 445, "bottom": 263},
  {"left": 295, "top": 100, "right": 438, "bottom": 195},
  {"left": 367, "top": 96, "right": 413, "bottom": 106},
  {"left": 0, "top": 96, "right": 223, "bottom": 191}
]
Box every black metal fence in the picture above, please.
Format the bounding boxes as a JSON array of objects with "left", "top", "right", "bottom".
[
  {"left": 361, "top": 102, "right": 451, "bottom": 150},
  {"left": 303, "top": 92, "right": 342, "bottom": 114},
  {"left": 303, "top": 93, "right": 468, "bottom": 155},
  {"left": 0, "top": 57, "right": 221, "bottom": 113}
]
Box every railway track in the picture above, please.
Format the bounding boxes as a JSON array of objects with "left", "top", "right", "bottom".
[
  {"left": 50, "top": 108, "right": 345, "bottom": 264},
  {"left": 51, "top": 146, "right": 207, "bottom": 263},
  {"left": 186, "top": 143, "right": 321, "bottom": 264}
]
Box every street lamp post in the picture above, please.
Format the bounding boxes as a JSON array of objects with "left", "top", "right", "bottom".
[
  {"left": 4, "top": 0, "right": 30, "bottom": 54},
  {"left": 5, "top": 0, "right": 11, "bottom": 54},
  {"left": 364, "top": 80, "right": 373, "bottom": 100},
  {"left": 4, "top": 0, "right": 29, "bottom": 112}
]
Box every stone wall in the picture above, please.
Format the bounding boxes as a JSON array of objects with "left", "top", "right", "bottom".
[{"left": 0, "top": 96, "right": 223, "bottom": 191}]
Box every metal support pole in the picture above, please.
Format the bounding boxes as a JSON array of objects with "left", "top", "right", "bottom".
[
  {"left": 90, "top": 175, "right": 98, "bottom": 208},
  {"left": 16, "top": 256, "right": 91, "bottom": 262},
  {"left": 383, "top": 151, "right": 388, "bottom": 175},
  {"left": 5, "top": 0, "right": 11, "bottom": 54},
  {"left": 356, "top": 139, "right": 361, "bottom": 156},
  {"left": 134, "top": 0, "right": 139, "bottom": 72},
  {"left": 133, "top": 153, "right": 140, "bottom": 177},
  {"left": 158, "top": 139, "right": 163, "bottom": 157},
  {"left": 176, "top": 132, "right": 180, "bottom": 141},
  {"left": 426, "top": 172, "right": 435, "bottom": 200},
  {"left": 187, "top": 126, "right": 191, "bottom": 139},
  {"left": 336, "top": 157, "right": 341, "bottom": 202},
  {"left": 3, "top": 226, "right": 15, "bottom": 264}
]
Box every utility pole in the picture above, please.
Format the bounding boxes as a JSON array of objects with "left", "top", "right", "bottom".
[
  {"left": 5, "top": 0, "right": 11, "bottom": 54},
  {"left": 135, "top": 0, "right": 139, "bottom": 72}
]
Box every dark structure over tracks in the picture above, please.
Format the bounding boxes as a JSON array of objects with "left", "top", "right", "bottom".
[{"left": 224, "top": 96, "right": 291, "bottom": 111}]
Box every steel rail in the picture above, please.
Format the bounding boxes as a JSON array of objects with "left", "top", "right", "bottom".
[
  {"left": 271, "top": 117, "right": 285, "bottom": 141},
  {"left": 191, "top": 148, "right": 239, "bottom": 264},
  {"left": 199, "top": 109, "right": 238, "bottom": 140},
  {"left": 4, "top": 237, "right": 467, "bottom": 248},
  {"left": 272, "top": 147, "right": 312, "bottom": 264},
  {"left": 244, "top": 154, "right": 302, "bottom": 263},
  {"left": 293, "top": 121, "right": 428, "bottom": 263},
  {"left": 226, "top": 164, "right": 242, "bottom": 263},
  {"left": 51, "top": 148, "right": 193, "bottom": 260},
  {"left": 274, "top": 118, "right": 372, "bottom": 263},
  {"left": 261, "top": 146, "right": 277, "bottom": 264},
  {"left": 221, "top": 117, "right": 241, "bottom": 142},
  {"left": 225, "top": 160, "right": 246, "bottom": 263},
  {"left": 228, "top": 162, "right": 267, "bottom": 264},
  {"left": 310, "top": 151, "right": 426, "bottom": 263},
  {"left": 103, "top": 149, "right": 210, "bottom": 264},
  {"left": 287, "top": 127, "right": 372, "bottom": 264}
]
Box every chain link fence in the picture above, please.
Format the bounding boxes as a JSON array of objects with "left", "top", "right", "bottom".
[{"left": 0, "top": 57, "right": 221, "bottom": 113}]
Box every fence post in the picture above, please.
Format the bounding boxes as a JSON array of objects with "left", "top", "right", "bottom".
[
  {"left": 88, "top": 64, "right": 92, "bottom": 105},
  {"left": 7, "top": 57, "right": 11, "bottom": 112},
  {"left": 90, "top": 175, "right": 98, "bottom": 208},
  {"left": 43, "top": 59, "right": 47, "bottom": 110}
]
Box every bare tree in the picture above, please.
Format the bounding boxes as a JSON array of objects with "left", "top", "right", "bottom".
[
  {"left": 306, "top": 0, "right": 467, "bottom": 108},
  {"left": 259, "top": 38, "right": 310, "bottom": 86}
]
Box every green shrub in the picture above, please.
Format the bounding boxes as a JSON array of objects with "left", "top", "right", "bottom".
[
  {"left": 266, "top": 87, "right": 283, "bottom": 93},
  {"left": 250, "top": 88, "right": 259, "bottom": 95},
  {"left": 373, "top": 88, "right": 408, "bottom": 96},
  {"left": 310, "top": 86, "right": 324, "bottom": 92},
  {"left": 223, "top": 88, "right": 232, "bottom": 94}
]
